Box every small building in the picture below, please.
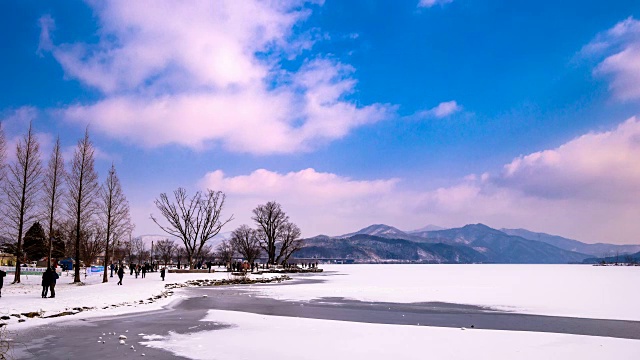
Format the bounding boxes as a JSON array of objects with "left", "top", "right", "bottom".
[{"left": 0, "top": 252, "right": 14, "bottom": 266}]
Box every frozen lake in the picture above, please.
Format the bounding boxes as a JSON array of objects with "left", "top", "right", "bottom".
[
  {"left": 12, "top": 264, "right": 640, "bottom": 359},
  {"left": 253, "top": 264, "right": 640, "bottom": 321}
]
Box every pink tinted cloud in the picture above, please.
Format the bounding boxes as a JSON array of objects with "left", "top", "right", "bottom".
[
  {"left": 42, "top": 1, "right": 393, "bottom": 154},
  {"left": 498, "top": 117, "right": 640, "bottom": 201},
  {"left": 410, "top": 100, "right": 461, "bottom": 120},
  {"left": 584, "top": 17, "right": 640, "bottom": 101}
]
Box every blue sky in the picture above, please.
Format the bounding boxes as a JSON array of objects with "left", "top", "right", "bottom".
[{"left": 2, "top": 0, "right": 640, "bottom": 243}]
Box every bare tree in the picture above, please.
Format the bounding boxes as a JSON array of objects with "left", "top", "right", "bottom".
[
  {"left": 99, "top": 163, "right": 133, "bottom": 283},
  {"left": 275, "top": 222, "right": 303, "bottom": 265},
  {"left": 139, "top": 250, "right": 150, "bottom": 264},
  {"left": 112, "top": 240, "right": 127, "bottom": 265},
  {"left": 230, "top": 225, "right": 261, "bottom": 264},
  {"left": 196, "top": 244, "right": 213, "bottom": 265},
  {"left": 131, "top": 237, "right": 146, "bottom": 265},
  {"left": 252, "top": 201, "right": 288, "bottom": 265},
  {"left": 155, "top": 239, "right": 176, "bottom": 266},
  {"left": 216, "top": 239, "right": 234, "bottom": 269},
  {"left": 121, "top": 237, "right": 135, "bottom": 265},
  {"left": 79, "top": 224, "right": 106, "bottom": 267},
  {"left": 151, "top": 188, "right": 233, "bottom": 268},
  {"left": 4, "top": 122, "right": 42, "bottom": 283},
  {"left": 65, "top": 129, "right": 99, "bottom": 282},
  {"left": 43, "top": 136, "right": 66, "bottom": 268},
  {"left": 54, "top": 218, "right": 76, "bottom": 259},
  {"left": 176, "top": 246, "right": 186, "bottom": 268}
]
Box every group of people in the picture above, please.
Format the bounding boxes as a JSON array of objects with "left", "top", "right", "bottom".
[
  {"left": 0, "top": 261, "right": 171, "bottom": 299},
  {"left": 111, "top": 263, "right": 167, "bottom": 285},
  {"left": 41, "top": 267, "right": 59, "bottom": 298}
]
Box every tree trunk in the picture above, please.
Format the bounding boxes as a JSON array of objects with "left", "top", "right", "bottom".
[
  {"left": 102, "top": 204, "right": 112, "bottom": 283},
  {"left": 102, "top": 233, "right": 110, "bottom": 283},
  {"left": 74, "top": 203, "right": 82, "bottom": 283}
]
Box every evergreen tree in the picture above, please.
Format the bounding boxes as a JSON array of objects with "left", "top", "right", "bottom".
[{"left": 23, "top": 222, "right": 47, "bottom": 262}]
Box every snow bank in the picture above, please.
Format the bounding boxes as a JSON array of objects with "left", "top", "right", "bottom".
[
  {"left": 250, "top": 264, "right": 640, "bottom": 321},
  {"left": 0, "top": 270, "right": 279, "bottom": 329},
  {"left": 140, "top": 309, "right": 640, "bottom": 360}
]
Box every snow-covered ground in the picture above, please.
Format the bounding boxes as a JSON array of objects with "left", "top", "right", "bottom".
[
  {"left": 251, "top": 264, "right": 640, "bottom": 321},
  {"left": 0, "top": 268, "right": 280, "bottom": 329},
  {"left": 4, "top": 264, "right": 640, "bottom": 359},
  {"left": 141, "top": 309, "right": 640, "bottom": 360}
]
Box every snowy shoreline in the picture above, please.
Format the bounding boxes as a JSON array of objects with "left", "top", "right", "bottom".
[{"left": 0, "top": 270, "right": 288, "bottom": 330}]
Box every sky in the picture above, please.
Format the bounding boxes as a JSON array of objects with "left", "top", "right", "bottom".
[{"left": 1, "top": 0, "right": 640, "bottom": 244}]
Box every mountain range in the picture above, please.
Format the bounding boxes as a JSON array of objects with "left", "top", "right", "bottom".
[
  {"left": 582, "top": 251, "right": 640, "bottom": 264},
  {"left": 499, "top": 228, "right": 640, "bottom": 257},
  {"left": 294, "top": 224, "right": 640, "bottom": 264}
]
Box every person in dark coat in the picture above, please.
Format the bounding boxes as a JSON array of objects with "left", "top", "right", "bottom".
[
  {"left": 0, "top": 269, "right": 6, "bottom": 298},
  {"left": 49, "top": 267, "right": 59, "bottom": 298},
  {"left": 42, "top": 268, "right": 51, "bottom": 298},
  {"left": 141, "top": 264, "right": 146, "bottom": 278},
  {"left": 160, "top": 267, "right": 166, "bottom": 281},
  {"left": 117, "top": 265, "right": 125, "bottom": 285}
]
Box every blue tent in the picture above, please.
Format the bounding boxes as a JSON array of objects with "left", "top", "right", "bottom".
[{"left": 59, "top": 258, "right": 74, "bottom": 271}]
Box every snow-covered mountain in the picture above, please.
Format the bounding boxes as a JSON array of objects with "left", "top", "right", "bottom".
[
  {"left": 303, "top": 223, "right": 594, "bottom": 264},
  {"left": 338, "top": 224, "right": 410, "bottom": 239},
  {"left": 501, "top": 228, "right": 640, "bottom": 256}
]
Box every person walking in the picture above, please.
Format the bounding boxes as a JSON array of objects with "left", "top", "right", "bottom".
[
  {"left": 41, "top": 268, "right": 51, "bottom": 298},
  {"left": 141, "top": 265, "right": 146, "bottom": 278},
  {"left": 49, "top": 267, "right": 59, "bottom": 298},
  {"left": 110, "top": 263, "right": 115, "bottom": 278},
  {"left": 0, "top": 268, "right": 6, "bottom": 298},
  {"left": 160, "top": 267, "right": 166, "bottom": 281},
  {"left": 117, "top": 265, "right": 124, "bottom": 285}
]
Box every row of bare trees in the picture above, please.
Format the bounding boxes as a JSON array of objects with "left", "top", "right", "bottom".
[
  {"left": 0, "top": 123, "right": 133, "bottom": 284},
  {"left": 150, "top": 188, "right": 304, "bottom": 268}
]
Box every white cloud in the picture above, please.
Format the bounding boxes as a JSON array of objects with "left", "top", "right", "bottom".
[
  {"left": 200, "top": 168, "right": 401, "bottom": 235},
  {"left": 1, "top": 106, "right": 38, "bottom": 134},
  {"left": 36, "top": 15, "right": 55, "bottom": 56},
  {"left": 498, "top": 117, "right": 640, "bottom": 202},
  {"left": 418, "top": 0, "right": 453, "bottom": 8},
  {"left": 42, "top": 1, "right": 393, "bottom": 154},
  {"left": 198, "top": 117, "right": 640, "bottom": 243},
  {"left": 410, "top": 100, "right": 461, "bottom": 120},
  {"left": 584, "top": 17, "right": 640, "bottom": 101}
]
